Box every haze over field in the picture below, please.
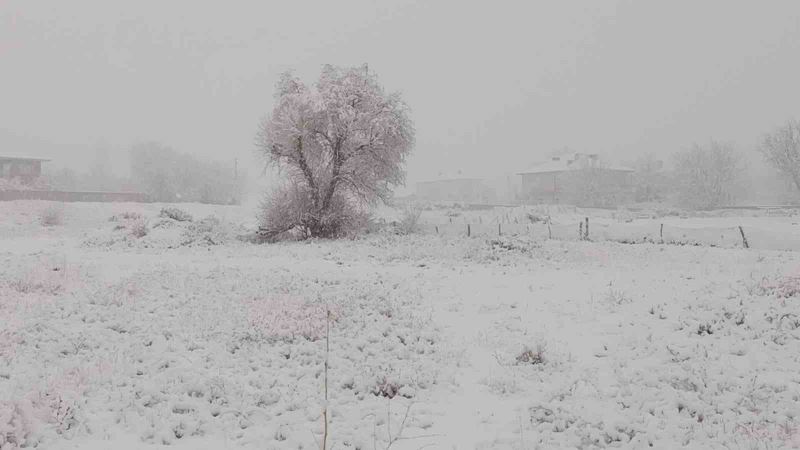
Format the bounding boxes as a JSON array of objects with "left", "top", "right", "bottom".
[{"left": 2, "top": 0, "right": 800, "bottom": 188}]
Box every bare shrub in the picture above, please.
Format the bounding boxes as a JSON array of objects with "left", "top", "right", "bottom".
[
  {"left": 395, "top": 203, "right": 423, "bottom": 235},
  {"left": 159, "top": 207, "right": 193, "bottom": 222},
  {"left": 605, "top": 288, "right": 632, "bottom": 305},
  {"left": 6, "top": 264, "right": 65, "bottom": 295},
  {"left": 516, "top": 343, "right": 546, "bottom": 365},
  {"left": 109, "top": 211, "right": 142, "bottom": 222},
  {"left": 130, "top": 218, "right": 149, "bottom": 238},
  {"left": 39, "top": 203, "right": 64, "bottom": 227}
]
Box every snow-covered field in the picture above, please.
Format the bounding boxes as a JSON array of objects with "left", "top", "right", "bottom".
[{"left": 2, "top": 201, "right": 800, "bottom": 449}]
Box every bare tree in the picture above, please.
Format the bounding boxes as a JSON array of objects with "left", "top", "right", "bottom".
[
  {"left": 631, "top": 153, "right": 668, "bottom": 202},
  {"left": 130, "top": 142, "right": 244, "bottom": 204},
  {"left": 674, "top": 141, "right": 743, "bottom": 210},
  {"left": 758, "top": 119, "right": 800, "bottom": 195},
  {"left": 562, "top": 156, "right": 632, "bottom": 208},
  {"left": 256, "top": 65, "right": 414, "bottom": 238}
]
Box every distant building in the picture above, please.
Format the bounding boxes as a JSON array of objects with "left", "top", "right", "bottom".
[
  {"left": 517, "top": 153, "right": 634, "bottom": 206},
  {"left": 0, "top": 155, "right": 50, "bottom": 184},
  {"left": 416, "top": 171, "right": 496, "bottom": 203}
]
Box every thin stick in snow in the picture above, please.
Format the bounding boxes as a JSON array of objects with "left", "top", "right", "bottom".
[
  {"left": 739, "top": 226, "right": 749, "bottom": 249},
  {"left": 322, "top": 308, "right": 331, "bottom": 450}
]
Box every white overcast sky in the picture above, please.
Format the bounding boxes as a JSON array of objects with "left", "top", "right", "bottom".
[{"left": 2, "top": 0, "right": 799, "bottom": 185}]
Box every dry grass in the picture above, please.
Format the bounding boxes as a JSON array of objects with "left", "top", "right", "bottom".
[{"left": 39, "top": 204, "right": 64, "bottom": 227}]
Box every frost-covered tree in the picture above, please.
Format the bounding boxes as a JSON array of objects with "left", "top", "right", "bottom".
[
  {"left": 674, "top": 141, "right": 743, "bottom": 209},
  {"left": 256, "top": 65, "right": 414, "bottom": 238},
  {"left": 758, "top": 120, "right": 800, "bottom": 195}
]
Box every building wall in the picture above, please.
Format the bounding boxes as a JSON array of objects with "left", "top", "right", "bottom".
[
  {"left": 520, "top": 169, "right": 634, "bottom": 206},
  {"left": 0, "top": 190, "right": 149, "bottom": 202},
  {"left": 520, "top": 173, "right": 560, "bottom": 203},
  {"left": 0, "top": 160, "right": 43, "bottom": 183}
]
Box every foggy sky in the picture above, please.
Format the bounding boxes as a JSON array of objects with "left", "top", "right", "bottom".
[{"left": 2, "top": 0, "right": 800, "bottom": 186}]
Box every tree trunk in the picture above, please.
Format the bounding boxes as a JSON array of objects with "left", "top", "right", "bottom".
[{"left": 294, "top": 137, "right": 320, "bottom": 208}]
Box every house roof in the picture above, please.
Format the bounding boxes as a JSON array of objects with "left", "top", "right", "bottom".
[
  {"left": 0, "top": 155, "right": 51, "bottom": 162},
  {"left": 518, "top": 154, "right": 634, "bottom": 175}
]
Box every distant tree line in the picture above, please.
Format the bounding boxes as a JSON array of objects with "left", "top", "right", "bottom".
[
  {"left": 589, "top": 119, "right": 800, "bottom": 210},
  {"left": 129, "top": 142, "right": 244, "bottom": 204},
  {"left": 45, "top": 142, "right": 245, "bottom": 204}
]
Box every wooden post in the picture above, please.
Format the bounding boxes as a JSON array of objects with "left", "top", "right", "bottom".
[
  {"left": 579, "top": 221, "right": 584, "bottom": 241},
  {"left": 435, "top": 225, "right": 439, "bottom": 234},
  {"left": 660, "top": 224, "right": 664, "bottom": 243},
  {"left": 739, "top": 226, "right": 749, "bottom": 249},
  {"left": 584, "top": 217, "right": 589, "bottom": 241},
  {"left": 498, "top": 223, "right": 502, "bottom": 236},
  {"left": 548, "top": 218, "right": 552, "bottom": 240},
  {"left": 467, "top": 224, "right": 471, "bottom": 237}
]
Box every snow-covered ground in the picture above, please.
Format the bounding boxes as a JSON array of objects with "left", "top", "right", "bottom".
[{"left": 2, "top": 201, "right": 800, "bottom": 449}]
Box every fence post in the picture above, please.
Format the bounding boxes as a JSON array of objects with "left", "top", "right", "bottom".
[
  {"left": 467, "top": 224, "right": 471, "bottom": 237},
  {"left": 579, "top": 221, "right": 584, "bottom": 241},
  {"left": 584, "top": 217, "right": 589, "bottom": 241},
  {"left": 498, "top": 223, "right": 502, "bottom": 236},
  {"left": 660, "top": 223, "right": 663, "bottom": 243},
  {"left": 548, "top": 218, "right": 552, "bottom": 240},
  {"left": 739, "top": 226, "right": 749, "bottom": 249},
  {"left": 435, "top": 225, "right": 439, "bottom": 234}
]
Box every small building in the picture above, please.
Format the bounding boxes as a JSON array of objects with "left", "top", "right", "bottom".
[
  {"left": 0, "top": 155, "right": 50, "bottom": 184},
  {"left": 416, "top": 171, "right": 496, "bottom": 203},
  {"left": 518, "top": 153, "right": 634, "bottom": 206}
]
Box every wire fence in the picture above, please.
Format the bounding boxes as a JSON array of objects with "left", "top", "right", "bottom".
[{"left": 418, "top": 217, "right": 800, "bottom": 251}]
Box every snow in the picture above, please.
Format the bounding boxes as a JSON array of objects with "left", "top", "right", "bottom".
[{"left": 2, "top": 200, "right": 800, "bottom": 449}]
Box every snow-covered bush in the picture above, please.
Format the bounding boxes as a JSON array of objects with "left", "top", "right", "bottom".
[
  {"left": 0, "top": 400, "right": 34, "bottom": 449},
  {"left": 258, "top": 184, "right": 369, "bottom": 241},
  {"left": 755, "top": 274, "right": 800, "bottom": 299},
  {"left": 158, "top": 207, "right": 193, "bottom": 222},
  {"left": 129, "top": 218, "right": 149, "bottom": 238},
  {"left": 773, "top": 275, "right": 800, "bottom": 299}
]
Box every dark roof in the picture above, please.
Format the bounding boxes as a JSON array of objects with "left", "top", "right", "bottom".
[{"left": 0, "top": 155, "right": 51, "bottom": 162}]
